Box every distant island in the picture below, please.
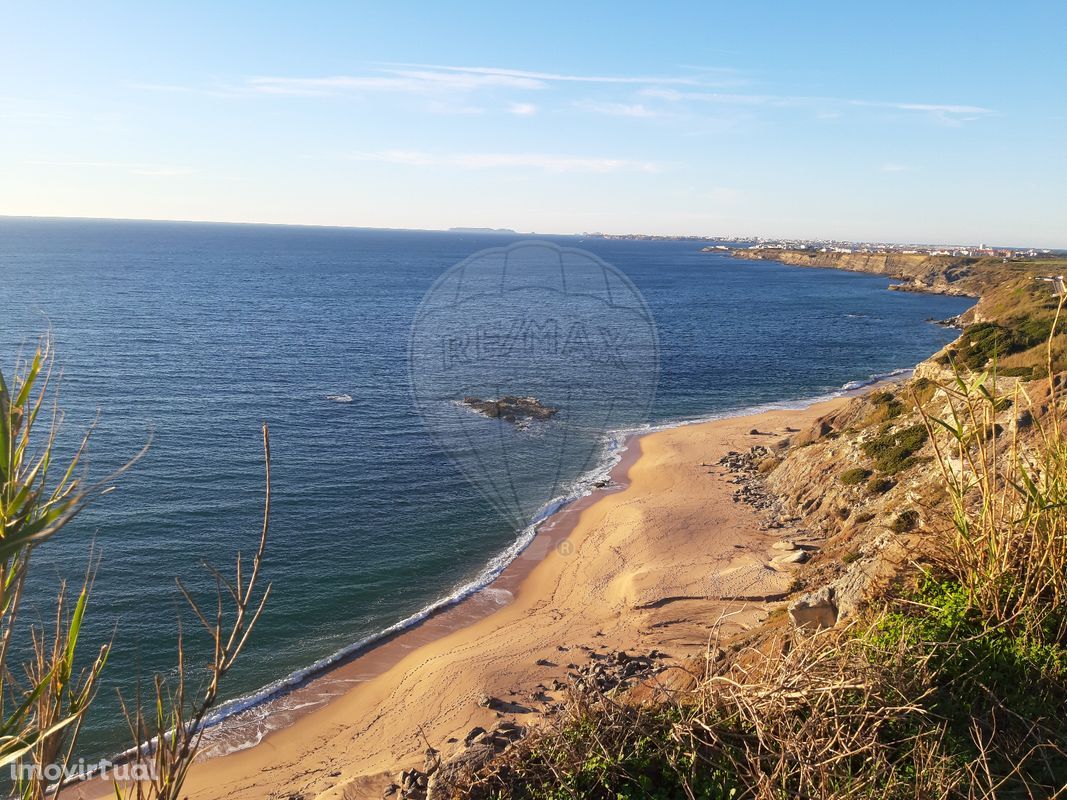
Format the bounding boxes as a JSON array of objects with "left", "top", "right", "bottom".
[{"left": 447, "top": 227, "right": 519, "bottom": 234}]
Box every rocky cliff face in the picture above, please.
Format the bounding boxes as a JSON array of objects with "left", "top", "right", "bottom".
[
  {"left": 715, "top": 246, "right": 1067, "bottom": 626},
  {"left": 731, "top": 249, "right": 981, "bottom": 296},
  {"left": 757, "top": 361, "right": 1042, "bottom": 626}
]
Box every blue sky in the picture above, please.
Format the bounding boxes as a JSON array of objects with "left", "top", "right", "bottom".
[{"left": 2, "top": 2, "right": 1065, "bottom": 245}]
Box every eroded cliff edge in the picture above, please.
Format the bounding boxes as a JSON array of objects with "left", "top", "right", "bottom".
[
  {"left": 730, "top": 246, "right": 1013, "bottom": 297},
  {"left": 717, "top": 247, "right": 1066, "bottom": 626}
]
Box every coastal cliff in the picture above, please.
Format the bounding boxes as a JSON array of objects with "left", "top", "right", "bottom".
[
  {"left": 719, "top": 247, "right": 1067, "bottom": 624},
  {"left": 177, "top": 248, "right": 1067, "bottom": 800},
  {"left": 418, "top": 250, "right": 1067, "bottom": 799},
  {"left": 731, "top": 247, "right": 989, "bottom": 296}
]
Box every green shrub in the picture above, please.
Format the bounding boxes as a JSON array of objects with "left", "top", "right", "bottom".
[
  {"left": 889, "top": 509, "right": 919, "bottom": 533},
  {"left": 910, "top": 376, "right": 937, "bottom": 406},
  {"left": 839, "top": 467, "right": 872, "bottom": 486},
  {"left": 861, "top": 423, "right": 929, "bottom": 474},
  {"left": 949, "top": 316, "right": 1056, "bottom": 372},
  {"left": 869, "top": 576, "right": 1067, "bottom": 788},
  {"left": 862, "top": 390, "right": 906, "bottom": 426},
  {"left": 868, "top": 390, "right": 905, "bottom": 421},
  {"left": 954, "top": 322, "right": 1028, "bottom": 370},
  {"left": 1013, "top": 314, "right": 1054, "bottom": 345},
  {"left": 866, "top": 475, "right": 895, "bottom": 495}
]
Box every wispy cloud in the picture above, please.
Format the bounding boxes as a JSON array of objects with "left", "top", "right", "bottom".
[
  {"left": 849, "top": 99, "right": 992, "bottom": 125},
  {"left": 508, "top": 102, "right": 538, "bottom": 116},
  {"left": 217, "top": 63, "right": 732, "bottom": 99},
  {"left": 575, "top": 101, "right": 664, "bottom": 118},
  {"left": 851, "top": 100, "right": 991, "bottom": 115},
  {"left": 131, "top": 166, "right": 194, "bottom": 177},
  {"left": 127, "top": 81, "right": 227, "bottom": 95},
  {"left": 247, "top": 69, "right": 545, "bottom": 96},
  {"left": 642, "top": 88, "right": 994, "bottom": 122},
  {"left": 641, "top": 88, "right": 798, "bottom": 106},
  {"left": 128, "top": 63, "right": 993, "bottom": 129},
  {"left": 377, "top": 63, "right": 716, "bottom": 86},
  {"left": 346, "top": 149, "right": 661, "bottom": 173}
]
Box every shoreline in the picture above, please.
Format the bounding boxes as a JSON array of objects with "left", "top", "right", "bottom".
[
  {"left": 190, "top": 430, "right": 649, "bottom": 762},
  {"left": 74, "top": 391, "right": 869, "bottom": 800},
  {"left": 163, "top": 376, "right": 906, "bottom": 763},
  {"left": 68, "top": 372, "right": 912, "bottom": 800}
]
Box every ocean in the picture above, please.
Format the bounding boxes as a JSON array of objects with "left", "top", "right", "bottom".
[{"left": 0, "top": 218, "right": 974, "bottom": 761}]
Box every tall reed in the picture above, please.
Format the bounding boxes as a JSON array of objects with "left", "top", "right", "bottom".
[
  {"left": 916, "top": 297, "right": 1067, "bottom": 642},
  {"left": 2, "top": 339, "right": 272, "bottom": 799},
  {"left": 1, "top": 340, "right": 110, "bottom": 794}
]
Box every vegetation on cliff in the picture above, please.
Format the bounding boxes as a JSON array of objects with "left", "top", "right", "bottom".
[
  {"left": 434, "top": 333, "right": 1067, "bottom": 799},
  {"left": 730, "top": 247, "right": 1061, "bottom": 298},
  {"left": 940, "top": 275, "right": 1067, "bottom": 378},
  {"left": 430, "top": 259, "right": 1067, "bottom": 799}
]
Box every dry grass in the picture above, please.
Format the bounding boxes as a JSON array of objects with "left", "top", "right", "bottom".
[
  {"left": 686, "top": 629, "right": 949, "bottom": 800},
  {"left": 448, "top": 625, "right": 1019, "bottom": 800},
  {"left": 442, "top": 314, "right": 1067, "bottom": 800},
  {"left": 17, "top": 570, "right": 110, "bottom": 800},
  {"left": 996, "top": 333, "right": 1067, "bottom": 374},
  {"left": 916, "top": 299, "right": 1067, "bottom": 641},
  {"left": 446, "top": 613, "right": 1065, "bottom": 798}
]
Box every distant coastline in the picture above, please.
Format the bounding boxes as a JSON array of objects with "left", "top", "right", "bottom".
[
  {"left": 446, "top": 226, "right": 520, "bottom": 234},
  {"left": 723, "top": 246, "right": 1001, "bottom": 298}
]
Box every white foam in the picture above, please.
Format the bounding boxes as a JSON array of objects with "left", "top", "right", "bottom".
[{"left": 839, "top": 367, "right": 911, "bottom": 392}]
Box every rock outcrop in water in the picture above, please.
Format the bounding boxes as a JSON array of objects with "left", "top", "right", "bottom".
[{"left": 461, "top": 395, "right": 559, "bottom": 426}]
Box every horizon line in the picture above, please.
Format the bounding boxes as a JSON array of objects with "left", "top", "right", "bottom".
[{"left": 0, "top": 213, "right": 1062, "bottom": 252}]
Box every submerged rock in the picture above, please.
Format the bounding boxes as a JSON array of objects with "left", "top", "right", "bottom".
[{"left": 461, "top": 395, "right": 559, "bottom": 426}]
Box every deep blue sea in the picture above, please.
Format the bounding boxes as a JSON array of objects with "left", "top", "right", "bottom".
[{"left": 0, "top": 218, "right": 974, "bottom": 760}]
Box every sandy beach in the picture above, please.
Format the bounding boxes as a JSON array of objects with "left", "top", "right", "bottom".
[{"left": 73, "top": 397, "right": 844, "bottom": 800}]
